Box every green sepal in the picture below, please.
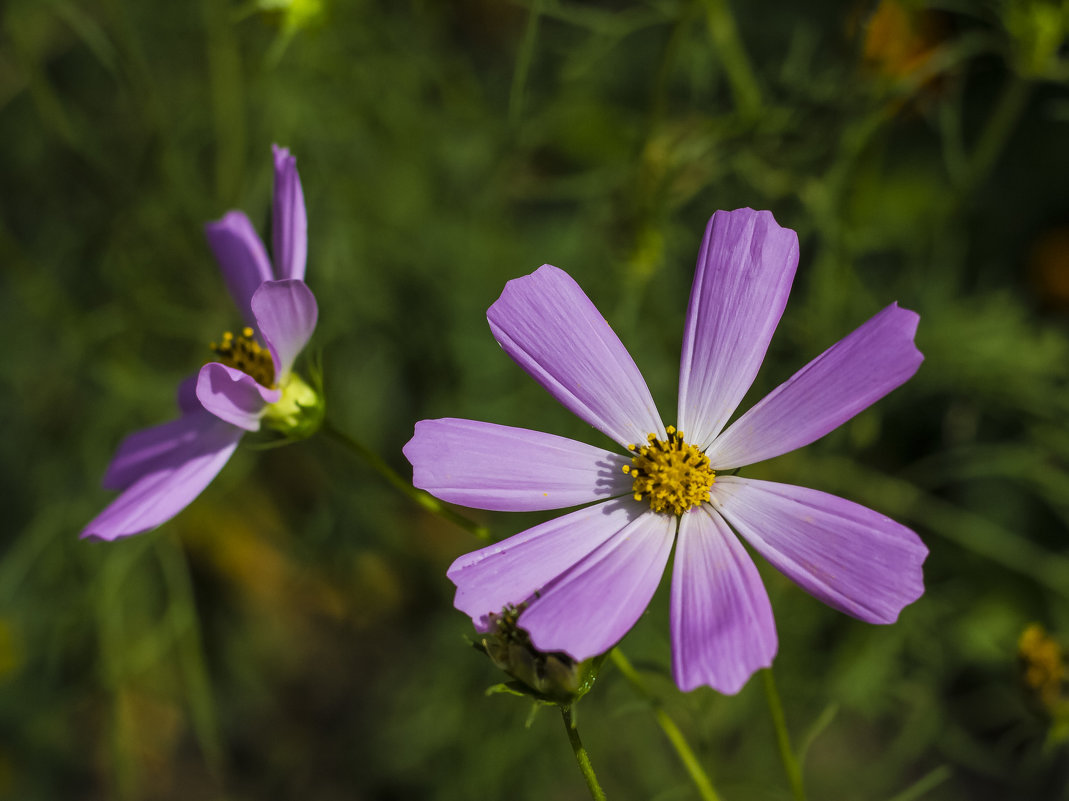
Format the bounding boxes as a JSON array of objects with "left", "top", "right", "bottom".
[{"left": 470, "top": 606, "right": 609, "bottom": 707}]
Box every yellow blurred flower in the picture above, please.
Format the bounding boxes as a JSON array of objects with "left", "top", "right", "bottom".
[
  {"left": 1030, "top": 226, "right": 1069, "bottom": 310},
  {"left": 860, "top": 0, "right": 947, "bottom": 81},
  {"left": 1019, "top": 623, "right": 1065, "bottom": 709}
]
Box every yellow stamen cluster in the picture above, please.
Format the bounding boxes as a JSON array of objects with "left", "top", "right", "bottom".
[
  {"left": 210, "top": 327, "right": 275, "bottom": 389},
  {"left": 622, "top": 426, "right": 715, "bottom": 517}
]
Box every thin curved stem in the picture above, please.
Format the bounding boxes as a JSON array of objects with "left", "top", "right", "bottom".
[
  {"left": 561, "top": 705, "right": 607, "bottom": 801},
  {"left": 762, "top": 667, "right": 806, "bottom": 801},
  {"left": 509, "top": 0, "right": 544, "bottom": 126},
  {"left": 156, "top": 535, "right": 224, "bottom": 779},
  {"left": 962, "top": 74, "right": 1031, "bottom": 197},
  {"left": 702, "top": 0, "right": 762, "bottom": 118},
  {"left": 609, "top": 649, "right": 722, "bottom": 801},
  {"left": 322, "top": 420, "right": 489, "bottom": 539}
]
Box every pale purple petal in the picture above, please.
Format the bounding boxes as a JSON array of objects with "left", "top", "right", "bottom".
[
  {"left": 706, "top": 304, "right": 923, "bottom": 469},
  {"left": 195, "top": 363, "right": 280, "bottom": 431},
  {"left": 103, "top": 378, "right": 209, "bottom": 490},
  {"left": 677, "top": 209, "right": 799, "bottom": 451},
  {"left": 711, "top": 477, "right": 927, "bottom": 623},
  {"left": 404, "top": 418, "right": 632, "bottom": 511},
  {"left": 251, "top": 279, "right": 318, "bottom": 380},
  {"left": 670, "top": 506, "right": 777, "bottom": 694},
  {"left": 519, "top": 510, "right": 675, "bottom": 660},
  {"left": 487, "top": 265, "right": 664, "bottom": 448},
  {"left": 204, "top": 211, "right": 274, "bottom": 326},
  {"left": 83, "top": 413, "right": 242, "bottom": 541},
  {"left": 449, "top": 499, "right": 644, "bottom": 631},
  {"left": 271, "top": 145, "right": 307, "bottom": 282},
  {"left": 102, "top": 415, "right": 201, "bottom": 491}
]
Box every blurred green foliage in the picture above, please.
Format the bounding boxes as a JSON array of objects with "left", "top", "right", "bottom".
[{"left": 2, "top": 0, "right": 1069, "bottom": 798}]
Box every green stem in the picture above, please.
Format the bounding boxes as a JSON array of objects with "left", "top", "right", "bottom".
[
  {"left": 561, "top": 705, "right": 607, "bottom": 801},
  {"left": 702, "top": 0, "right": 762, "bottom": 117},
  {"left": 962, "top": 74, "right": 1031, "bottom": 196},
  {"left": 321, "top": 420, "right": 489, "bottom": 539},
  {"left": 762, "top": 668, "right": 806, "bottom": 801},
  {"left": 156, "top": 534, "right": 225, "bottom": 778},
  {"left": 648, "top": 0, "right": 702, "bottom": 130},
  {"left": 886, "top": 765, "right": 953, "bottom": 801},
  {"left": 609, "top": 649, "right": 722, "bottom": 801},
  {"left": 95, "top": 548, "right": 139, "bottom": 799},
  {"left": 509, "top": 0, "right": 544, "bottom": 126},
  {"left": 201, "top": 0, "right": 245, "bottom": 206}
]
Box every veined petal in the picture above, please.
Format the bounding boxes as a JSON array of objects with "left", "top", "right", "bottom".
[
  {"left": 449, "top": 499, "right": 643, "bottom": 631},
  {"left": 83, "top": 413, "right": 242, "bottom": 541},
  {"left": 196, "top": 363, "right": 280, "bottom": 431},
  {"left": 404, "top": 418, "right": 631, "bottom": 511},
  {"left": 519, "top": 510, "right": 675, "bottom": 661},
  {"left": 204, "top": 211, "right": 274, "bottom": 326},
  {"left": 102, "top": 415, "right": 203, "bottom": 491},
  {"left": 706, "top": 303, "right": 923, "bottom": 469},
  {"left": 677, "top": 209, "right": 799, "bottom": 451},
  {"left": 670, "top": 506, "right": 777, "bottom": 694},
  {"left": 251, "top": 279, "right": 318, "bottom": 380},
  {"left": 271, "top": 145, "right": 307, "bottom": 281},
  {"left": 487, "top": 265, "right": 664, "bottom": 448},
  {"left": 104, "top": 377, "right": 210, "bottom": 490},
  {"left": 711, "top": 477, "right": 927, "bottom": 624}
]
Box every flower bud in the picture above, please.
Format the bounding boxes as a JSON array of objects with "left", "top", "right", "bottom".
[{"left": 476, "top": 605, "right": 604, "bottom": 706}]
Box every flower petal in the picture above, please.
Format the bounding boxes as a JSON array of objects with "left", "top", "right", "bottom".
[
  {"left": 519, "top": 509, "right": 675, "bottom": 660},
  {"left": 677, "top": 209, "right": 800, "bottom": 451},
  {"left": 104, "top": 377, "right": 210, "bottom": 490},
  {"left": 271, "top": 145, "right": 307, "bottom": 282},
  {"left": 102, "top": 415, "right": 199, "bottom": 492},
  {"left": 670, "top": 505, "right": 777, "bottom": 694},
  {"left": 404, "top": 418, "right": 631, "bottom": 511},
  {"left": 176, "top": 374, "right": 202, "bottom": 415},
  {"left": 449, "top": 499, "right": 644, "bottom": 631},
  {"left": 204, "top": 211, "right": 274, "bottom": 326},
  {"left": 706, "top": 303, "right": 923, "bottom": 469},
  {"left": 195, "top": 363, "right": 279, "bottom": 431},
  {"left": 487, "top": 264, "right": 664, "bottom": 448},
  {"left": 83, "top": 413, "right": 242, "bottom": 541},
  {"left": 251, "top": 279, "right": 318, "bottom": 380},
  {"left": 711, "top": 477, "right": 927, "bottom": 623}
]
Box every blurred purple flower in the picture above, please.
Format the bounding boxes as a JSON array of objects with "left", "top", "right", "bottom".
[
  {"left": 83, "top": 146, "right": 319, "bottom": 541},
  {"left": 404, "top": 208, "right": 927, "bottom": 694}
]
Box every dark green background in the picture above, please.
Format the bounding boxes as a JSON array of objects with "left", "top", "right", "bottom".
[{"left": 2, "top": 0, "right": 1068, "bottom": 798}]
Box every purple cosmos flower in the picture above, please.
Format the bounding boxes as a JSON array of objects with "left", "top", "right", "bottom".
[
  {"left": 82, "top": 145, "right": 319, "bottom": 541},
  {"left": 404, "top": 208, "right": 927, "bottom": 694}
]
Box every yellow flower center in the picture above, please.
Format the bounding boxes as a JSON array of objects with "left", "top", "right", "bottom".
[
  {"left": 210, "top": 327, "right": 275, "bottom": 389},
  {"left": 622, "top": 426, "right": 715, "bottom": 516}
]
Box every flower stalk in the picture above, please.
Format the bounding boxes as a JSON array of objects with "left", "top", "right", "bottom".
[
  {"left": 962, "top": 74, "right": 1032, "bottom": 198},
  {"left": 322, "top": 421, "right": 489, "bottom": 539},
  {"left": 702, "top": 0, "right": 762, "bottom": 118},
  {"left": 561, "top": 705, "right": 607, "bottom": 801},
  {"left": 610, "top": 649, "right": 722, "bottom": 801},
  {"left": 762, "top": 667, "right": 807, "bottom": 801}
]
